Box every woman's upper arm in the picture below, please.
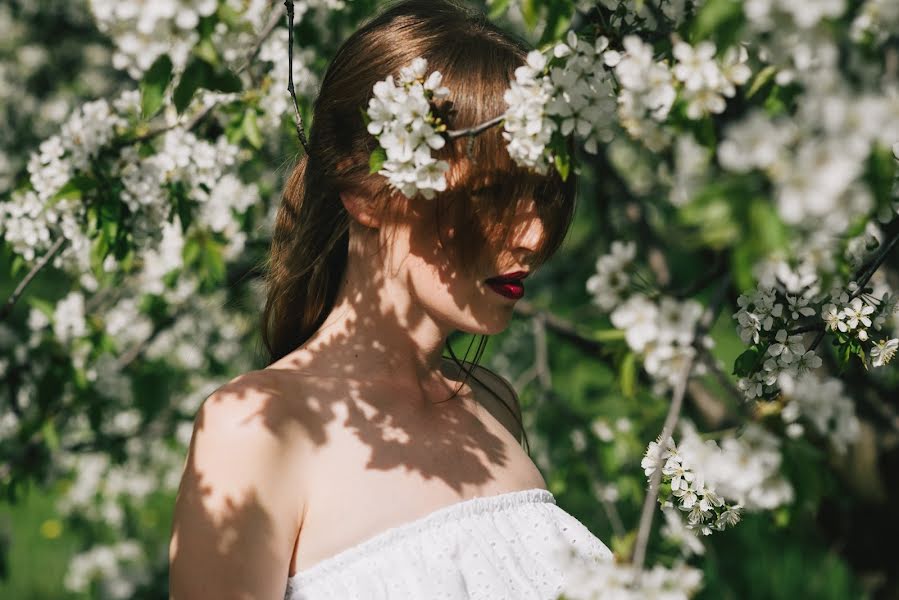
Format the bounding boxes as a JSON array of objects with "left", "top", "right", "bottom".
[{"left": 169, "top": 373, "right": 305, "bottom": 600}]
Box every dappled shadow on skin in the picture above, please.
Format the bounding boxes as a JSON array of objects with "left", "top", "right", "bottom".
[
  {"left": 170, "top": 192, "right": 547, "bottom": 592},
  {"left": 169, "top": 399, "right": 289, "bottom": 600}
]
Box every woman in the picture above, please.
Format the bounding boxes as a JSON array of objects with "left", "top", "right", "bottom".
[{"left": 169, "top": 1, "right": 612, "bottom": 598}]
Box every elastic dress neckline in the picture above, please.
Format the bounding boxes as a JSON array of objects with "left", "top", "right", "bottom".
[{"left": 288, "top": 487, "right": 556, "bottom": 587}]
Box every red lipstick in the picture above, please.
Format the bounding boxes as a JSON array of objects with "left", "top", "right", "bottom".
[{"left": 484, "top": 271, "right": 529, "bottom": 300}]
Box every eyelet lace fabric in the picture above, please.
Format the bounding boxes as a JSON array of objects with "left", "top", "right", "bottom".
[{"left": 284, "top": 488, "right": 612, "bottom": 600}]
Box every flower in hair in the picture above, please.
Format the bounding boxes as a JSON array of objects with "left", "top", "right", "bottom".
[
  {"left": 502, "top": 50, "right": 557, "bottom": 175},
  {"left": 365, "top": 57, "right": 451, "bottom": 199}
]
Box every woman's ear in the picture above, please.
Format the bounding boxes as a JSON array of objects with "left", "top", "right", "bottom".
[{"left": 339, "top": 189, "right": 382, "bottom": 229}]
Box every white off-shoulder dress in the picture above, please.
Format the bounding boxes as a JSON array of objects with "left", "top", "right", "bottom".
[{"left": 283, "top": 487, "right": 612, "bottom": 600}]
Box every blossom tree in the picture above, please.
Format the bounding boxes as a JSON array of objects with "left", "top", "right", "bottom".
[{"left": 1, "top": 0, "right": 898, "bottom": 598}]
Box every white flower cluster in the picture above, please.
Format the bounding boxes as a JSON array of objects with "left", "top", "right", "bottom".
[
  {"left": 744, "top": 0, "right": 846, "bottom": 31},
  {"left": 548, "top": 32, "right": 619, "bottom": 154},
  {"left": 0, "top": 89, "right": 249, "bottom": 277},
  {"left": 502, "top": 50, "right": 557, "bottom": 174},
  {"left": 850, "top": 0, "right": 899, "bottom": 44},
  {"left": 657, "top": 134, "right": 710, "bottom": 207},
  {"left": 560, "top": 557, "right": 703, "bottom": 600},
  {"left": 732, "top": 284, "right": 829, "bottom": 398},
  {"left": 718, "top": 109, "right": 798, "bottom": 174},
  {"left": 641, "top": 433, "right": 743, "bottom": 536},
  {"left": 117, "top": 128, "right": 242, "bottom": 247},
  {"left": 586, "top": 240, "right": 637, "bottom": 311},
  {"left": 88, "top": 0, "right": 218, "bottom": 79},
  {"left": 586, "top": 240, "right": 712, "bottom": 394},
  {"left": 366, "top": 57, "right": 451, "bottom": 199},
  {"left": 661, "top": 505, "right": 706, "bottom": 557},
  {"left": 719, "top": 85, "right": 899, "bottom": 228},
  {"left": 613, "top": 36, "right": 750, "bottom": 150},
  {"left": 25, "top": 97, "right": 123, "bottom": 202},
  {"left": 820, "top": 285, "right": 895, "bottom": 346},
  {"left": 611, "top": 293, "right": 708, "bottom": 395},
  {"left": 777, "top": 371, "right": 861, "bottom": 454},
  {"left": 613, "top": 36, "right": 677, "bottom": 151},
  {"left": 676, "top": 420, "right": 794, "bottom": 511},
  {"left": 590, "top": 0, "right": 706, "bottom": 29},
  {"left": 672, "top": 41, "right": 751, "bottom": 119},
  {"left": 64, "top": 539, "right": 148, "bottom": 599}
]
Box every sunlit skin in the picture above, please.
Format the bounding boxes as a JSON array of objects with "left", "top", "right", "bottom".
[
  {"left": 267, "top": 188, "right": 549, "bottom": 403},
  {"left": 169, "top": 185, "right": 553, "bottom": 599}
]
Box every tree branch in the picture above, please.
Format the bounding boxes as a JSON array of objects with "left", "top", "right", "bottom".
[
  {"left": 0, "top": 237, "right": 67, "bottom": 321},
  {"left": 630, "top": 272, "right": 731, "bottom": 576},
  {"left": 122, "top": 5, "right": 285, "bottom": 147},
  {"left": 284, "top": 0, "right": 310, "bottom": 154},
  {"left": 445, "top": 114, "right": 505, "bottom": 140},
  {"left": 1, "top": 8, "right": 286, "bottom": 320}
]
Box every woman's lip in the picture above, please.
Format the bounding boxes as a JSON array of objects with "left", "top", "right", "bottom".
[
  {"left": 487, "top": 270, "right": 529, "bottom": 281},
  {"left": 486, "top": 280, "right": 524, "bottom": 300}
]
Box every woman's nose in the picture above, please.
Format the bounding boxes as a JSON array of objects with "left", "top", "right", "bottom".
[{"left": 510, "top": 203, "right": 546, "bottom": 253}]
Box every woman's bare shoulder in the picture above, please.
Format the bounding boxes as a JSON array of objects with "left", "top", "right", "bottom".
[
  {"left": 170, "top": 369, "right": 315, "bottom": 598},
  {"left": 201, "top": 368, "right": 339, "bottom": 446}
]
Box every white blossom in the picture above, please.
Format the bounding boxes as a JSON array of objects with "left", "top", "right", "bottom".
[
  {"left": 778, "top": 371, "right": 860, "bottom": 454},
  {"left": 611, "top": 293, "right": 659, "bottom": 353},
  {"left": 586, "top": 240, "right": 637, "bottom": 311},
  {"left": 870, "top": 337, "right": 898, "bottom": 367},
  {"left": 367, "top": 57, "right": 451, "bottom": 199},
  {"left": 502, "top": 50, "right": 557, "bottom": 173}
]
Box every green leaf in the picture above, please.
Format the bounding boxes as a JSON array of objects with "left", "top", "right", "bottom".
[
  {"left": 554, "top": 152, "right": 570, "bottom": 181},
  {"left": 691, "top": 0, "right": 744, "bottom": 46},
  {"left": 140, "top": 54, "right": 173, "bottom": 119},
  {"left": 206, "top": 67, "right": 242, "bottom": 94},
  {"left": 369, "top": 147, "right": 387, "bottom": 174},
  {"left": 593, "top": 328, "right": 626, "bottom": 342},
  {"left": 90, "top": 234, "right": 110, "bottom": 274},
  {"left": 195, "top": 37, "right": 219, "bottom": 66},
  {"left": 174, "top": 59, "right": 206, "bottom": 114},
  {"left": 746, "top": 65, "right": 777, "bottom": 100},
  {"left": 27, "top": 297, "right": 56, "bottom": 319},
  {"left": 520, "top": 0, "right": 539, "bottom": 29},
  {"left": 173, "top": 57, "right": 242, "bottom": 114},
  {"left": 487, "top": 0, "right": 512, "bottom": 19},
  {"left": 243, "top": 108, "right": 263, "bottom": 149},
  {"left": 41, "top": 420, "right": 59, "bottom": 452},
  {"left": 619, "top": 351, "right": 636, "bottom": 398},
  {"left": 733, "top": 346, "right": 762, "bottom": 377},
  {"left": 11, "top": 254, "right": 26, "bottom": 277},
  {"left": 50, "top": 175, "right": 95, "bottom": 205},
  {"left": 183, "top": 237, "right": 201, "bottom": 266},
  {"left": 201, "top": 240, "right": 226, "bottom": 287},
  {"left": 837, "top": 341, "right": 852, "bottom": 373}
]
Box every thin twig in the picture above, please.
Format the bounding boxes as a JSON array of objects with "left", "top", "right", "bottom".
[
  {"left": 524, "top": 309, "right": 626, "bottom": 539},
  {"left": 284, "top": 0, "right": 310, "bottom": 154},
  {"left": 0, "top": 237, "right": 67, "bottom": 321},
  {"left": 237, "top": 5, "right": 285, "bottom": 74},
  {"left": 848, "top": 225, "right": 899, "bottom": 303},
  {"left": 630, "top": 272, "right": 731, "bottom": 576},
  {"left": 533, "top": 313, "right": 552, "bottom": 389},
  {"left": 446, "top": 114, "right": 505, "bottom": 140},
  {"left": 514, "top": 299, "right": 607, "bottom": 356}
]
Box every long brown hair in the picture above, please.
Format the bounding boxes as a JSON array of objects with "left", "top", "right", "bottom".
[{"left": 262, "top": 0, "right": 577, "bottom": 451}]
